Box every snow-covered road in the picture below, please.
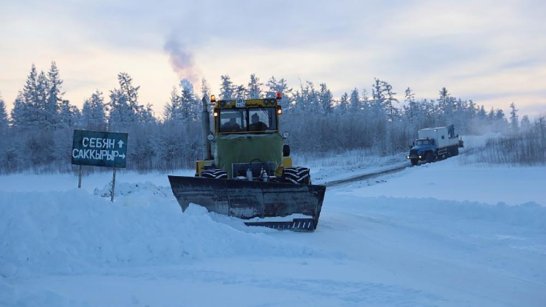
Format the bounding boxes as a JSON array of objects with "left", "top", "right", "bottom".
[{"left": 1, "top": 152, "right": 545, "bottom": 306}]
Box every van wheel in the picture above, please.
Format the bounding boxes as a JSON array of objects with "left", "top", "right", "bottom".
[{"left": 425, "top": 152, "right": 434, "bottom": 163}]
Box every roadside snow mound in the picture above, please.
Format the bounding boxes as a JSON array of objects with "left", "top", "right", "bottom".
[
  {"left": 0, "top": 184, "right": 320, "bottom": 277},
  {"left": 93, "top": 181, "right": 171, "bottom": 198}
]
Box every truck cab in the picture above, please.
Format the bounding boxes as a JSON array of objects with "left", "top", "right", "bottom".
[{"left": 408, "top": 138, "right": 438, "bottom": 165}]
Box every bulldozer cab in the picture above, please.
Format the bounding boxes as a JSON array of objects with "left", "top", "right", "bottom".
[
  {"left": 215, "top": 98, "right": 280, "bottom": 134},
  {"left": 211, "top": 97, "right": 285, "bottom": 179}
]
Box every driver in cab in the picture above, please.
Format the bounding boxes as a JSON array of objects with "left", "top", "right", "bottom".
[
  {"left": 221, "top": 117, "right": 241, "bottom": 132},
  {"left": 249, "top": 113, "right": 268, "bottom": 131}
]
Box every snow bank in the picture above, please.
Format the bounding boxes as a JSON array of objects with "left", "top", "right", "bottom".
[
  {"left": 341, "top": 156, "right": 546, "bottom": 206},
  {"left": 0, "top": 182, "right": 321, "bottom": 278}
]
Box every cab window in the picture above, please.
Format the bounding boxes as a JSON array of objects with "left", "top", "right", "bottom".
[
  {"left": 248, "top": 108, "right": 277, "bottom": 131},
  {"left": 219, "top": 109, "right": 247, "bottom": 132}
]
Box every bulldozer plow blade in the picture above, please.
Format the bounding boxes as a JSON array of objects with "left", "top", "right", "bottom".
[{"left": 168, "top": 176, "right": 326, "bottom": 231}]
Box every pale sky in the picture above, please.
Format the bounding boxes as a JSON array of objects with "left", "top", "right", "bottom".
[{"left": 1, "top": 0, "right": 545, "bottom": 118}]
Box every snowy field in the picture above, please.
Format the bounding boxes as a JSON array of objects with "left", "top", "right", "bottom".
[{"left": 1, "top": 140, "right": 545, "bottom": 306}]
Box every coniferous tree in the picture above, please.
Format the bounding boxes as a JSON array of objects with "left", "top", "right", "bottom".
[
  {"left": 165, "top": 80, "right": 199, "bottom": 123},
  {"left": 247, "top": 74, "right": 262, "bottom": 99},
  {"left": 266, "top": 76, "right": 291, "bottom": 109},
  {"left": 477, "top": 105, "right": 487, "bottom": 120},
  {"left": 306, "top": 81, "right": 319, "bottom": 113},
  {"left": 58, "top": 100, "right": 80, "bottom": 128},
  {"left": 15, "top": 63, "right": 65, "bottom": 129},
  {"left": 180, "top": 79, "right": 198, "bottom": 121},
  {"left": 164, "top": 87, "right": 182, "bottom": 122},
  {"left": 219, "top": 75, "right": 234, "bottom": 99},
  {"left": 22, "top": 65, "right": 38, "bottom": 110},
  {"left": 318, "top": 83, "right": 333, "bottom": 114},
  {"left": 509, "top": 102, "right": 519, "bottom": 133},
  {"left": 438, "top": 87, "right": 456, "bottom": 122},
  {"left": 381, "top": 80, "right": 398, "bottom": 121},
  {"left": 35, "top": 71, "right": 53, "bottom": 127},
  {"left": 360, "top": 89, "right": 370, "bottom": 111},
  {"left": 139, "top": 104, "right": 156, "bottom": 124},
  {"left": 10, "top": 94, "right": 29, "bottom": 129},
  {"left": 337, "top": 92, "right": 349, "bottom": 114},
  {"left": 467, "top": 99, "right": 477, "bottom": 118},
  {"left": 108, "top": 72, "right": 143, "bottom": 129},
  {"left": 0, "top": 97, "right": 9, "bottom": 132},
  {"left": 25, "top": 69, "right": 56, "bottom": 169},
  {"left": 0, "top": 97, "right": 11, "bottom": 173},
  {"left": 349, "top": 88, "right": 361, "bottom": 113},
  {"left": 520, "top": 115, "right": 531, "bottom": 131},
  {"left": 403, "top": 87, "right": 419, "bottom": 123},
  {"left": 47, "top": 62, "right": 63, "bottom": 128},
  {"left": 18, "top": 65, "right": 40, "bottom": 128},
  {"left": 234, "top": 84, "right": 246, "bottom": 99},
  {"left": 81, "top": 91, "right": 107, "bottom": 130},
  {"left": 495, "top": 109, "right": 506, "bottom": 121},
  {"left": 371, "top": 79, "right": 386, "bottom": 116},
  {"left": 293, "top": 81, "right": 319, "bottom": 114}
]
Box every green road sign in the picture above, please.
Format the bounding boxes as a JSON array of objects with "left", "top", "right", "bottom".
[{"left": 72, "top": 130, "right": 128, "bottom": 168}]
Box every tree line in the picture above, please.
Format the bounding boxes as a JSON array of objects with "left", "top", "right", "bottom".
[{"left": 0, "top": 62, "right": 543, "bottom": 173}]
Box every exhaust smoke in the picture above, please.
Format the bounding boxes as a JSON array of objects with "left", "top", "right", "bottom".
[{"left": 164, "top": 38, "right": 200, "bottom": 86}]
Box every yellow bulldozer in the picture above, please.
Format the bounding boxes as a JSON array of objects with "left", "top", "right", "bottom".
[{"left": 168, "top": 93, "right": 326, "bottom": 231}]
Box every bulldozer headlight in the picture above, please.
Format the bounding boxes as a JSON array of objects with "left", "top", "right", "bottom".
[
  {"left": 277, "top": 107, "right": 282, "bottom": 115},
  {"left": 210, "top": 95, "right": 216, "bottom": 103},
  {"left": 213, "top": 111, "right": 218, "bottom": 117}
]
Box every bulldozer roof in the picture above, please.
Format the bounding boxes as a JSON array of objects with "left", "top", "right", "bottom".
[{"left": 215, "top": 98, "right": 279, "bottom": 109}]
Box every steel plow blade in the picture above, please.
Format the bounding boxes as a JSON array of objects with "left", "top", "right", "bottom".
[{"left": 168, "top": 176, "right": 326, "bottom": 231}]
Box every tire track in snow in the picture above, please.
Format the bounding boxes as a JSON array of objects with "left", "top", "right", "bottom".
[
  {"left": 323, "top": 146, "right": 477, "bottom": 188},
  {"left": 323, "top": 163, "right": 409, "bottom": 188}
]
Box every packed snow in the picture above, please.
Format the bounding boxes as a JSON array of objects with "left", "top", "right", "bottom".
[{"left": 1, "top": 139, "right": 545, "bottom": 306}]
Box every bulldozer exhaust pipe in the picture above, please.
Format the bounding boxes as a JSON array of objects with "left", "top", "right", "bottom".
[{"left": 201, "top": 96, "right": 212, "bottom": 160}]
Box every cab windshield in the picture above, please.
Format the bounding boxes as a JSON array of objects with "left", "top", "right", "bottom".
[
  {"left": 219, "top": 108, "right": 277, "bottom": 133},
  {"left": 415, "top": 139, "right": 433, "bottom": 145}
]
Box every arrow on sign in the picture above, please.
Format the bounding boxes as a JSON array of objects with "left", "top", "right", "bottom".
[
  {"left": 118, "top": 140, "right": 124, "bottom": 148},
  {"left": 119, "top": 154, "right": 126, "bottom": 159}
]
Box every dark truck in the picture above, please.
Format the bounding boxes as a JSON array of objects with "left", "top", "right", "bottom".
[{"left": 407, "top": 125, "right": 464, "bottom": 166}]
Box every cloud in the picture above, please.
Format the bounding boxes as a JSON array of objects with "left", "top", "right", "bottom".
[{"left": 1, "top": 0, "right": 545, "bottom": 116}]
